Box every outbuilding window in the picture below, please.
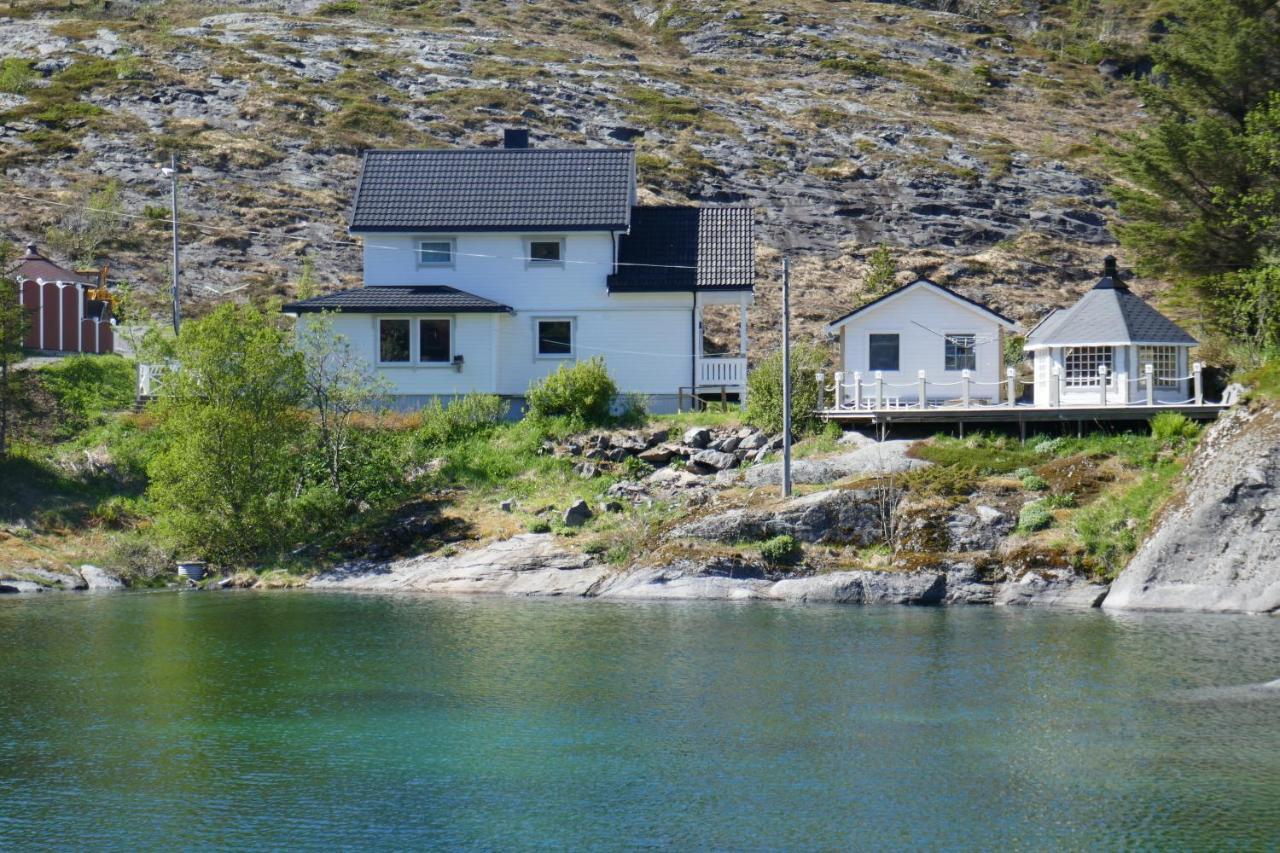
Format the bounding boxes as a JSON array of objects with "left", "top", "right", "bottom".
[
  {"left": 869, "top": 334, "right": 899, "bottom": 371},
  {"left": 1064, "top": 346, "right": 1112, "bottom": 386},
  {"left": 379, "top": 319, "right": 411, "bottom": 363},
  {"left": 1138, "top": 345, "right": 1179, "bottom": 387},
  {"left": 944, "top": 333, "right": 976, "bottom": 371}
]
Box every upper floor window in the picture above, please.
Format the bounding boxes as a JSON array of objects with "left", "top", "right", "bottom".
[
  {"left": 418, "top": 239, "right": 454, "bottom": 267},
  {"left": 869, "top": 333, "right": 899, "bottom": 371},
  {"left": 527, "top": 238, "right": 563, "bottom": 266},
  {"left": 944, "top": 334, "right": 976, "bottom": 371}
]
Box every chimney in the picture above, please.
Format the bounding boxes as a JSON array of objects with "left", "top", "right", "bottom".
[
  {"left": 1103, "top": 255, "right": 1118, "bottom": 278},
  {"left": 503, "top": 128, "right": 529, "bottom": 149}
]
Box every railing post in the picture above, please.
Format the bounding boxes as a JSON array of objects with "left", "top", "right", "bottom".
[
  {"left": 815, "top": 371, "right": 825, "bottom": 411},
  {"left": 961, "top": 369, "right": 970, "bottom": 408},
  {"left": 1050, "top": 364, "right": 1061, "bottom": 408},
  {"left": 875, "top": 370, "right": 884, "bottom": 410},
  {"left": 852, "top": 371, "right": 862, "bottom": 409},
  {"left": 1193, "top": 361, "right": 1203, "bottom": 405},
  {"left": 917, "top": 370, "right": 927, "bottom": 410},
  {"left": 833, "top": 371, "right": 845, "bottom": 409},
  {"left": 1006, "top": 367, "right": 1016, "bottom": 407},
  {"left": 1145, "top": 364, "right": 1154, "bottom": 406},
  {"left": 1099, "top": 365, "right": 1109, "bottom": 406}
]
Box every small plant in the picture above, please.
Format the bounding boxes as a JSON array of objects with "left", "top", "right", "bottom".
[
  {"left": 527, "top": 520, "right": 551, "bottom": 534},
  {"left": 1017, "top": 500, "right": 1053, "bottom": 533},
  {"left": 317, "top": 0, "right": 362, "bottom": 13},
  {"left": 620, "top": 455, "right": 654, "bottom": 479},
  {"left": 417, "top": 394, "right": 507, "bottom": 447},
  {"left": 0, "top": 58, "right": 36, "bottom": 94},
  {"left": 1020, "top": 473, "right": 1049, "bottom": 491},
  {"left": 583, "top": 540, "right": 608, "bottom": 555},
  {"left": 1013, "top": 467, "right": 1034, "bottom": 479},
  {"left": 1041, "top": 492, "right": 1078, "bottom": 509},
  {"left": 759, "top": 534, "right": 801, "bottom": 565},
  {"left": 526, "top": 357, "right": 617, "bottom": 425},
  {"left": 1150, "top": 412, "right": 1200, "bottom": 445}
]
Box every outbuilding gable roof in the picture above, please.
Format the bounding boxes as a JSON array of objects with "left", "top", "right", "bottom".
[
  {"left": 282, "top": 286, "right": 512, "bottom": 314},
  {"left": 825, "top": 278, "right": 1017, "bottom": 332},
  {"left": 1025, "top": 259, "right": 1196, "bottom": 348},
  {"left": 349, "top": 147, "right": 635, "bottom": 232},
  {"left": 6, "top": 243, "right": 99, "bottom": 285},
  {"left": 607, "top": 206, "right": 755, "bottom": 293}
]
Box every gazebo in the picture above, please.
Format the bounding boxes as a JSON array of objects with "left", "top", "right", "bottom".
[
  {"left": 6, "top": 243, "right": 115, "bottom": 355},
  {"left": 1025, "top": 256, "right": 1198, "bottom": 407}
]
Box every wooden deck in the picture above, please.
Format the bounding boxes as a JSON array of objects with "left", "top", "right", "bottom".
[{"left": 817, "top": 402, "right": 1227, "bottom": 427}]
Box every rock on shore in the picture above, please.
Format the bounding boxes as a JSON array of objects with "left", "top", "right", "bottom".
[{"left": 1104, "top": 404, "right": 1280, "bottom": 614}]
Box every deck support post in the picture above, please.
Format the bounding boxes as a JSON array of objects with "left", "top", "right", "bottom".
[
  {"left": 1193, "top": 362, "right": 1203, "bottom": 405},
  {"left": 1145, "top": 364, "right": 1154, "bottom": 407},
  {"left": 1006, "top": 367, "right": 1015, "bottom": 407},
  {"left": 853, "top": 372, "right": 862, "bottom": 409},
  {"left": 1019, "top": 417, "right": 1026, "bottom": 445},
  {"left": 917, "top": 370, "right": 927, "bottom": 410},
  {"left": 815, "top": 372, "right": 825, "bottom": 411},
  {"left": 875, "top": 371, "right": 884, "bottom": 410},
  {"left": 833, "top": 371, "right": 844, "bottom": 409},
  {"left": 1099, "top": 365, "right": 1109, "bottom": 406},
  {"left": 961, "top": 370, "right": 970, "bottom": 408}
]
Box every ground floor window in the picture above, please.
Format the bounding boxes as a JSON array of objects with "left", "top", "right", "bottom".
[
  {"left": 944, "top": 333, "right": 976, "bottom": 371},
  {"left": 379, "top": 319, "right": 411, "bottom": 363},
  {"left": 536, "top": 319, "right": 573, "bottom": 357},
  {"left": 1138, "top": 345, "right": 1180, "bottom": 387},
  {"left": 869, "top": 333, "right": 899, "bottom": 371},
  {"left": 419, "top": 318, "right": 451, "bottom": 363},
  {"left": 1063, "top": 346, "right": 1112, "bottom": 386}
]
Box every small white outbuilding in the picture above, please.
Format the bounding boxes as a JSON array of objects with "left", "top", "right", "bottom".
[
  {"left": 826, "top": 278, "right": 1019, "bottom": 406},
  {"left": 1025, "top": 257, "right": 1198, "bottom": 407}
]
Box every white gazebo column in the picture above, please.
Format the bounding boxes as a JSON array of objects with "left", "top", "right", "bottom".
[
  {"left": 693, "top": 298, "right": 704, "bottom": 358},
  {"left": 1115, "top": 345, "right": 1130, "bottom": 405}
]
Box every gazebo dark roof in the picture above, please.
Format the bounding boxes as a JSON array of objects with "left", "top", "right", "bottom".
[
  {"left": 1026, "top": 257, "right": 1197, "bottom": 347},
  {"left": 282, "top": 286, "right": 512, "bottom": 314}
]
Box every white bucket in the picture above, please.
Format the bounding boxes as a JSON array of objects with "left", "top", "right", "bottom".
[{"left": 176, "top": 561, "right": 206, "bottom": 581}]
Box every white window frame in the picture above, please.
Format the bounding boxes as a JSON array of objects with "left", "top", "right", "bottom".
[
  {"left": 376, "top": 317, "right": 413, "bottom": 366},
  {"left": 417, "top": 316, "right": 455, "bottom": 366},
  {"left": 534, "top": 316, "right": 575, "bottom": 360},
  {"left": 944, "top": 333, "right": 977, "bottom": 372},
  {"left": 868, "top": 332, "right": 900, "bottom": 372},
  {"left": 1138, "top": 345, "right": 1180, "bottom": 387},
  {"left": 525, "top": 236, "right": 565, "bottom": 268},
  {"left": 416, "top": 237, "right": 456, "bottom": 269},
  {"left": 1063, "top": 346, "right": 1113, "bottom": 387}
]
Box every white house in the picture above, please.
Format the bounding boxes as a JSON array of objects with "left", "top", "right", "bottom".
[
  {"left": 1025, "top": 257, "right": 1198, "bottom": 407},
  {"left": 826, "top": 278, "right": 1018, "bottom": 406},
  {"left": 283, "top": 131, "right": 755, "bottom": 411}
]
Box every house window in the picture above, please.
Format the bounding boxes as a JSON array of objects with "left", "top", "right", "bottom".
[
  {"left": 379, "top": 319, "right": 411, "bottom": 363},
  {"left": 869, "top": 334, "right": 899, "bottom": 371},
  {"left": 418, "top": 240, "right": 454, "bottom": 266},
  {"left": 944, "top": 333, "right": 976, "bottom": 371},
  {"left": 419, "top": 318, "right": 451, "bottom": 363},
  {"left": 1063, "top": 346, "right": 1112, "bottom": 386},
  {"left": 528, "top": 239, "right": 563, "bottom": 265},
  {"left": 1138, "top": 345, "right": 1180, "bottom": 387},
  {"left": 537, "top": 319, "right": 573, "bottom": 357}
]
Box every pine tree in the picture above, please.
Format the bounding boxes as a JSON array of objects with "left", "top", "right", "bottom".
[{"left": 862, "top": 245, "right": 898, "bottom": 300}]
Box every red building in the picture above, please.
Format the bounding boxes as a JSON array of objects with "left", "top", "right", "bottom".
[{"left": 6, "top": 243, "right": 115, "bottom": 355}]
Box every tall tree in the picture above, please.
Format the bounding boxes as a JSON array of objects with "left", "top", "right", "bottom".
[
  {"left": 1110, "top": 0, "right": 1280, "bottom": 342},
  {"left": 0, "top": 272, "right": 28, "bottom": 459}
]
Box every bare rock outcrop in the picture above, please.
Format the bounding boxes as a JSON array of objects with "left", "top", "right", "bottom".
[{"left": 1104, "top": 405, "right": 1280, "bottom": 614}]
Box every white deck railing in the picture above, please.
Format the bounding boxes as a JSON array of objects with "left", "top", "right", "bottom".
[
  {"left": 815, "top": 363, "right": 1207, "bottom": 412},
  {"left": 697, "top": 355, "right": 747, "bottom": 388},
  {"left": 137, "top": 362, "right": 173, "bottom": 399}
]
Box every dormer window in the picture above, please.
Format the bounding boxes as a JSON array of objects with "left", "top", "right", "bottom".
[
  {"left": 527, "top": 238, "right": 563, "bottom": 266},
  {"left": 418, "top": 239, "right": 454, "bottom": 267}
]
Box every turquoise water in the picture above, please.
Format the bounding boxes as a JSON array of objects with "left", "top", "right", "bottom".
[{"left": 2, "top": 592, "right": 1279, "bottom": 849}]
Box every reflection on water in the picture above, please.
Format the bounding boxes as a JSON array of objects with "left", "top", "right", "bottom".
[{"left": 2, "top": 592, "right": 1279, "bottom": 849}]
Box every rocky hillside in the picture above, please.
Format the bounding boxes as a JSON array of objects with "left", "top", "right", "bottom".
[{"left": 0, "top": 0, "right": 1168, "bottom": 345}]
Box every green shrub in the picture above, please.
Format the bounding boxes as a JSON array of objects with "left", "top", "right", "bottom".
[
  {"left": 620, "top": 455, "right": 653, "bottom": 479},
  {"left": 317, "top": 0, "right": 362, "bottom": 13},
  {"left": 760, "top": 534, "right": 800, "bottom": 565},
  {"left": 1020, "top": 473, "right": 1049, "bottom": 491},
  {"left": 526, "top": 356, "right": 617, "bottom": 425},
  {"left": 1017, "top": 500, "right": 1053, "bottom": 533},
  {"left": 583, "top": 540, "right": 608, "bottom": 555},
  {"left": 528, "top": 519, "right": 551, "bottom": 534},
  {"left": 417, "top": 393, "right": 508, "bottom": 447},
  {"left": 0, "top": 58, "right": 35, "bottom": 94},
  {"left": 745, "top": 343, "right": 826, "bottom": 436},
  {"left": 1074, "top": 464, "right": 1181, "bottom": 578},
  {"left": 1040, "top": 492, "right": 1078, "bottom": 509},
  {"left": 39, "top": 355, "right": 136, "bottom": 438},
  {"left": 1013, "top": 467, "right": 1034, "bottom": 479},
  {"left": 1150, "top": 412, "right": 1200, "bottom": 445}
]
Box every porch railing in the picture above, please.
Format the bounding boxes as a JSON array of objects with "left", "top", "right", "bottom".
[{"left": 697, "top": 355, "right": 747, "bottom": 387}]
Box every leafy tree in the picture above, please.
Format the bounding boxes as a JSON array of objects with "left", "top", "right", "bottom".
[
  {"left": 862, "top": 245, "right": 898, "bottom": 301},
  {"left": 147, "top": 304, "right": 307, "bottom": 564},
  {"left": 46, "top": 179, "right": 126, "bottom": 267},
  {"left": 745, "top": 342, "right": 827, "bottom": 436},
  {"left": 1110, "top": 0, "right": 1280, "bottom": 344},
  {"left": 0, "top": 273, "right": 28, "bottom": 459},
  {"left": 296, "top": 312, "right": 389, "bottom": 493}
]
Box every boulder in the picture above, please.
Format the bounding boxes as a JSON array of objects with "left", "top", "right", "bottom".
[
  {"left": 767, "top": 570, "right": 946, "bottom": 605},
  {"left": 612, "top": 433, "right": 648, "bottom": 453},
  {"left": 688, "top": 449, "right": 738, "bottom": 472},
  {"left": 1105, "top": 405, "right": 1280, "bottom": 614},
  {"left": 563, "top": 499, "right": 594, "bottom": 527},
  {"left": 995, "top": 573, "right": 1109, "bottom": 608},
  {"left": 946, "top": 504, "right": 1014, "bottom": 551},
  {"left": 574, "top": 461, "right": 599, "bottom": 479},
  {"left": 743, "top": 438, "right": 926, "bottom": 486},
  {"left": 0, "top": 580, "right": 42, "bottom": 594},
  {"left": 79, "top": 564, "right": 124, "bottom": 590},
  {"left": 643, "top": 428, "right": 669, "bottom": 448},
  {"left": 638, "top": 444, "right": 677, "bottom": 464},
  {"left": 682, "top": 427, "right": 711, "bottom": 449},
  {"left": 738, "top": 432, "right": 768, "bottom": 451},
  {"left": 671, "top": 488, "right": 886, "bottom": 545}
]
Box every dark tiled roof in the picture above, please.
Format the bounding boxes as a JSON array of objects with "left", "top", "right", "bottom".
[
  {"left": 607, "top": 206, "right": 755, "bottom": 293},
  {"left": 282, "top": 286, "right": 512, "bottom": 314},
  {"left": 349, "top": 148, "right": 635, "bottom": 232},
  {"left": 826, "top": 278, "right": 1017, "bottom": 330},
  {"left": 1026, "top": 276, "right": 1196, "bottom": 346},
  {"left": 6, "top": 243, "right": 98, "bottom": 285}
]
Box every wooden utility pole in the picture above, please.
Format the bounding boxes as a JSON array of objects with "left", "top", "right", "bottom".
[
  {"left": 782, "top": 255, "right": 792, "bottom": 497},
  {"left": 169, "top": 151, "right": 181, "bottom": 336}
]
